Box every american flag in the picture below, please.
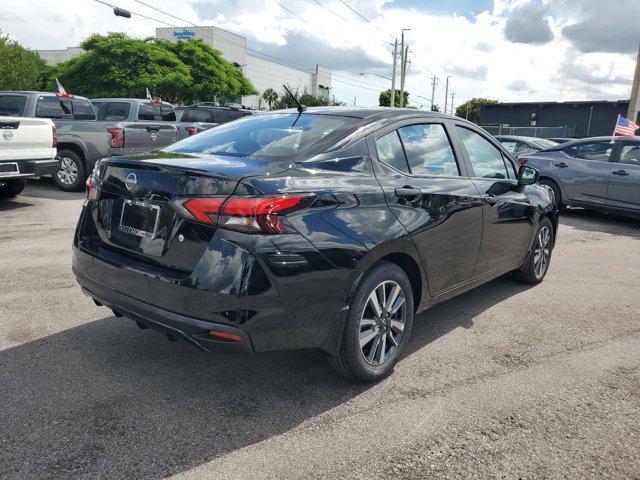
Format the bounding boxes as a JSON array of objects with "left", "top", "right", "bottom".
[
  {"left": 614, "top": 115, "right": 639, "bottom": 137},
  {"left": 55, "top": 78, "right": 66, "bottom": 95},
  {"left": 146, "top": 87, "right": 152, "bottom": 100}
]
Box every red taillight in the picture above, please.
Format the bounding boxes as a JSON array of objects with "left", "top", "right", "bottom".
[
  {"left": 185, "top": 127, "right": 198, "bottom": 136},
  {"left": 170, "top": 195, "right": 313, "bottom": 234},
  {"left": 517, "top": 158, "right": 526, "bottom": 165},
  {"left": 208, "top": 331, "right": 243, "bottom": 342},
  {"left": 107, "top": 128, "right": 124, "bottom": 148},
  {"left": 52, "top": 126, "right": 57, "bottom": 148},
  {"left": 86, "top": 176, "right": 100, "bottom": 200}
]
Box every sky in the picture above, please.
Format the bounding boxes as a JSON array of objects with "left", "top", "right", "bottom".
[{"left": 1, "top": 0, "right": 638, "bottom": 109}]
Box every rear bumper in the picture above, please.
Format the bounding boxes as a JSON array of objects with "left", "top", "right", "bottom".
[
  {"left": 74, "top": 265, "right": 254, "bottom": 354},
  {"left": 0, "top": 158, "right": 59, "bottom": 179}
]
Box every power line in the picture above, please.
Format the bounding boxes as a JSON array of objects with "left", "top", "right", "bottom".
[
  {"left": 92, "top": 0, "right": 176, "bottom": 27},
  {"left": 131, "top": 0, "right": 197, "bottom": 26}
]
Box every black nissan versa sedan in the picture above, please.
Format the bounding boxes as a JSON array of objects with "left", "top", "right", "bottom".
[{"left": 72, "top": 107, "right": 557, "bottom": 382}]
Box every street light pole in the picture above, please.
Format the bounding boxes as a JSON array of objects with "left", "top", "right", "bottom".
[
  {"left": 444, "top": 76, "right": 451, "bottom": 114},
  {"left": 430, "top": 75, "right": 438, "bottom": 111},
  {"left": 399, "top": 29, "right": 410, "bottom": 108},
  {"left": 450, "top": 92, "right": 455, "bottom": 116},
  {"left": 390, "top": 39, "right": 398, "bottom": 108}
]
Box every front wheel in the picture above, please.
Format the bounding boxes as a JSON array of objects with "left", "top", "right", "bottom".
[
  {"left": 515, "top": 217, "right": 554, "bottom": 284},
  {"left": 53, "top": 149, "right": 86, "bottom": 192},
  {"left": 328, "top": 262, "right": 414, "bottom": 382}
]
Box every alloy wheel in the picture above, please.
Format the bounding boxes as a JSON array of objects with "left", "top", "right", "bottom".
[
  {"left": 533, "top": 226, "right": 551, "bottom": 279},
  {"left": 57, "top": 157, "right": 78, "bottom": 185},
  {"left": 359, "top": 280, "right": 406, "bottom": 366}
]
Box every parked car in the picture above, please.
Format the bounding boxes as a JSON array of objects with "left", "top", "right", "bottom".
[
  {"left": 0, "top": 91, "right": 184, "bottom": 191},
  {"left": 91, "top": 98, "right": 198, "bottom": 141},
  {"left": 73, "top": 108, "right": 556, "bottom": 382},
  {"left": 520, "top": 136, "right": 640, "bottom": 215},
  {"left": 547, "top": 137, "right": 573, "bottom": 144},
  {"left": 174, "top": 104, "right": 253, "bottom": 132},
  {"left": 495, "top": 135, "right": 558, "bottom": 157},
  {"left": 0, "top": 114, "right": 58, "bottom": 198}
]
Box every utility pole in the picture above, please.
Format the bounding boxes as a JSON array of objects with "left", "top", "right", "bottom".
[
  {"left": 390, "top": 39, "right": 398, "bottom": 108},
  {"left": 400, "top": 45, "right": 409, "bottom": 108},
  {"left": 399, "top": 29, "right": 410, "bottom": 108},
  {"left": 430, "top": 75, "right": 438, "bottom": 110},
  {"left": 443, "top": 76, "right": 451, "bottom": 114},
  {"left": 450, "top": 92, "right": 455, "bottom": 116},
  {"left": 628, "top": 43, "right": 640, "bottom": 124},
  {"left": 353, "top": 96, "right": 357, "bottom": 106}
]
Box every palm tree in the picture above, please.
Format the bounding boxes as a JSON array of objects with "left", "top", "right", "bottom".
[{"left": 262, "top": 88, "right": 278, "bottom": 110}]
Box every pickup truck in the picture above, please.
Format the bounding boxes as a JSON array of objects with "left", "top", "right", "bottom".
[
  {"left": 0, "top": 91, "right": 194, "bottom": 191},
  {"left": 0, "top": 115, "right": 57, "bottom": 198}
]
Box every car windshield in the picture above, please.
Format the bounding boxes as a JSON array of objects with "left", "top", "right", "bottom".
[
  {"left": 0, "top": 95, "right": 27, "bottom": 116},
  {"left": 162, "top": 113, "right": 359, "bottom": 158}
]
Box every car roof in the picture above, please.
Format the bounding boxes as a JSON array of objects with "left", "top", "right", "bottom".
[
  {"left": 560, "top": 136, "right": 640, "bottom": 146},
  {"left": 91, "top": 98, "right": 172, "bottom": 104},
  {"left": 263, "top": 106, "right": 463, "bottom": 122},
  {"left": 0, "top": 90, "right": 90, "bottom": 100}
]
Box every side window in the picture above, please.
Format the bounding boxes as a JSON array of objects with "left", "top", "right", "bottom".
[
  {"left": 103, "top": 102, "right": 130, "bottom": 121},
  {"left": 457, "top": 126, "right": 509, "bottom": 179},
  {"left": 138, "top": 102, "right": 161, "bottom": 120},
  {"left": 375, "top": 130, "right": 410, "bottom": 174},
  {"left": 576, "top": 141, "right": 613, "bottom": 161},
  {"left": 161, "top": 104, "right": 177, "bottom": 121},
  {"left": 398, "top": 124, "right": 459, "bottom": 176},
  {"left": 91, "top": 102, "right": 104, "bottom": 118},
  {"left": 563, "top": 144, "right": 578, "bottom": 157},
  {"left": 502, "top": 154, "right": 517, "bottom": 179},
  {"left": 71, "top": 100, "right": 96, "bottom": 120},
  {"left": 619, "top": 145, "right": 640, "bottom": 166},
  {"left": 210, "top": 110, "right": 226, "bottom": 123},
  {"left": 35, "top": 96, "right": 73, "bottom": 119},
  {"left": 187, "top": 108, "right": 214, "bottom": 122}
]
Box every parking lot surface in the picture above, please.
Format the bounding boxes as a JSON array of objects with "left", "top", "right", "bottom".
[{"left": 1, "top": 180, "right": 639, "bottom": 480}]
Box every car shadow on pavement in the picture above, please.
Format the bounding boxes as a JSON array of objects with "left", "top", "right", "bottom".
[
  {"left": 21, "top": 178, "right": 86, "bottom": 201},
  {"left": 0, "top": 276, "right": 531, "bottom": 479},
  {"left": 0, "top": 199, "right": 33, "bottom": 212},
  {"left": 560, "top": 208, "right": 640, "bottom": 240}
]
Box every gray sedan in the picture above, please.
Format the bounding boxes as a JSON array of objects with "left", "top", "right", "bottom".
[
  {"left": 495, "top": 135, "right": 559, "bottom": 157},
  {"left": 520, "top": 136, "right": 640, "bottom": 215}
]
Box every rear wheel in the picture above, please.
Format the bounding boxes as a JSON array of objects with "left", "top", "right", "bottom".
[
  {"left": 328, "top": 262, "right": 414, "bottom": 382},
  {"left": 515, "top": 217, "right": 554, "bottom": 284},
  {"left": 53, "top": 149, "right": 86, "bottom": 192},
  {"left": 0, "top": 179, "right": 26, "bottom": 198}
]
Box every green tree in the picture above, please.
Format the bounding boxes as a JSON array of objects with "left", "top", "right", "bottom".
[
  {"left": 42, "top": 33, "right": 256, "bottom": 104},
  {"left": 262, "top": 88, "right": 278, "bottom": 109},
  {"left": 379, "top": 89, "right": 409, "bottom": 107},
  {"left": 0, "top": 31, "right": 47, "bottom": 90},
  {"left": 455, "top": 98, "right": 498, "bottom": 123},
  {"left": 271, "top": 86, "right": 343, "bottom": 110}
]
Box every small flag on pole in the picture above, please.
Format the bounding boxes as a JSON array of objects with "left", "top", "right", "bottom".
[
  {"left": 55, "top": 78, "right": 67, "bottom": 95},
  {"left": 614, "top": 115, "right": 639, "bottom": 137},
  {"left": 146, "top": 87, "right": 152, "bottom": 100}
]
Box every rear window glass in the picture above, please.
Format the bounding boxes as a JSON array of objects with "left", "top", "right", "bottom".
[
  {"left": 35, "top": 96, "right": 73, "bottom": 119},
  {"left": 138, "top": 102, "right": 161, "bottom": 120},
  {"left": 161, "top": 105, "right": 176, "bottom": 121},
  {"left": 0, "top": 95, "right": 27, "bottom": 116},
  {"left": 163, "top": 113, "right": 359, "bottom": 158}
]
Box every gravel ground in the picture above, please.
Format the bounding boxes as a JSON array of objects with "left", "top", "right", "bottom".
[{"left": 1, "top": 179, "right": 639, "bottom": 480}]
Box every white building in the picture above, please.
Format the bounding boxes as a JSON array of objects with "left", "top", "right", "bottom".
[{"left": 37, "top": 25, "right": 332, "bottom": 110}]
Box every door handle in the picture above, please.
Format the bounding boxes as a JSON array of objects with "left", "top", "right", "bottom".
[
  {"left": 612, "top": 170, "right": 629, "bottom": 176},
  {"left": 555, "top": 162, "right": 568, "bottom": 168},
  {"left": 394, "top": 187, "right": 421, "bottom": 199}
]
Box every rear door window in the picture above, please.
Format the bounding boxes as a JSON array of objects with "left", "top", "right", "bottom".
[
  {"left": 398, "top": 124, "right": 459, "bottom": 176},
  {"left": 138, "top": 102, "right": 161, "bottom": 120},
  {"left": 576, "top": 141, "right": 613, "bottom": 162},
  {"left": 619, "top": 144, "right": 640, "bottom": 166},
  {"left": 375, "top": 130, "right": 410, "bottom": 174},
  {"left": 71, "top": 99, "right": 96, "bottom": 120},
  {"left": 0, "top": 95, "right": 27, "bottom": 116},
  {"left": 35, "top": 96, "right": 73, "bottom": 119},
  {"left": 186, "top": 108, "right": 213, "bottom": 122}
]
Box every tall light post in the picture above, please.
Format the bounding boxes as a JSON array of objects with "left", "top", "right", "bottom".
[
  {"left": 390, "top": 39, "right": 398, "bottom": 108},
  {"left": 444, "top": 75, "right": 451, "bottom": 114},
  {"left": 399, "top": 28, "right": 410, "bottom": 108}
]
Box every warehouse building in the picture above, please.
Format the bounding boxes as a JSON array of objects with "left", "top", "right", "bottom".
[
  {"left": 479, "top": 100, "right": 630, "bottom": 138},
  {"left": 37, "top": 25, "right": 332, "bottom": 110}
]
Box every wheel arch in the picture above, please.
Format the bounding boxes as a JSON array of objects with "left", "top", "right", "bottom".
[
  {"left": 538, "top": 175, "right": 564, "bottom": 206},
  {"left": 56, "top": 142, "right": 87, "bottom": 164}
]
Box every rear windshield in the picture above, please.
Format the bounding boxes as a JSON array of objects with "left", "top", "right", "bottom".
[
  {"left": 94, "top": 101, "right": 131, "bottom": 121},
  {"left": 35, "top": 96, "right": 96, "bottom": 120},
  {"left": 162, "top": 113, "right": 360, "bottom": 158},
  {"left": 138, "top": 102, "right": 177, "bottom": 121},
  {"left": 0, "top": 95, "right": 27, "bottom": 116}
]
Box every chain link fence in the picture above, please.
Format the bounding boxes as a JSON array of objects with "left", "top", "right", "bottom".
[{"left": 481, "top": 125, "right": 576, "bottom": 138}]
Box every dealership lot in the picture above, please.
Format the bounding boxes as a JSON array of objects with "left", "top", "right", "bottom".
[{"left": 1, "top": 180, "right": 640, "bottom": 479}]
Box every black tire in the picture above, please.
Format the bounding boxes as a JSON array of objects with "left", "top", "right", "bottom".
[
  {"left": 0, "top": 179, "right": 26, "bottom": 198},
  {"left": 539, "top": 178, "right": 563, "bottom": 211},
  {"left": 53, "top": 149, "right": 86, "bottom": 192},
  {"left": 515, "top": 216, "right": 554, "bottom": 284},
  {"left": 328, "top": 261, "right": 414, "bottom": 382}
]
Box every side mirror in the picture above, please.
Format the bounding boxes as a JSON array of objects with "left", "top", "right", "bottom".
[{"left": 518, "top": 165, "right": 539, "bottom": 186}]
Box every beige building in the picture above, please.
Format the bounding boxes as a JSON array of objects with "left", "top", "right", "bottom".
[{"left": 38, "top": 25, "right": 332, "bottom": 110}]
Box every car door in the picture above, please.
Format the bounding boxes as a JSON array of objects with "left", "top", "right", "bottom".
[
  {"left": 605, "top": 140, "right": 640, "bottom": 213},
  {"left": 554, "top": 140, "right": 613, "bottom": 207},
  {"left": 454, "top": 125, "right": 535, "bottom": 276},
  {"left": 369, "top": 119, "right": 484, "bottom": 296}
]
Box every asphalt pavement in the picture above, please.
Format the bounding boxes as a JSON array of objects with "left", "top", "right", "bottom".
[{"left": 1, "top": 179, "right": 639, "bottom": 479}]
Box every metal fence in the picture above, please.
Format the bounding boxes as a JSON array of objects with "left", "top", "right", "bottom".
[{"left": 481, "top": 125, "right": 576, "bottom": 138}]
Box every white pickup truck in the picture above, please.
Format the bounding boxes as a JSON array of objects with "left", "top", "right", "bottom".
[{"left": 0, "top": 116, "right": 58, "bottom": 198}]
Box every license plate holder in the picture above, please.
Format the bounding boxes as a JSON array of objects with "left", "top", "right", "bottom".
[
  {"left": 118, "top": 199, "right": 161, "bottom": 239},
  {"left": 0, "top": 162, "right": 20, "bottom": 176}
]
